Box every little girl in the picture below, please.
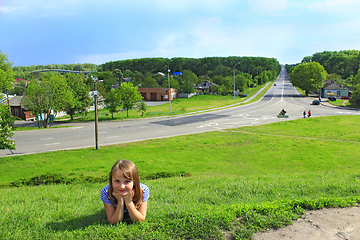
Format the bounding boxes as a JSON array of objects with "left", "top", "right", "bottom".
[{"left": 100, "top": 160, "right": 149, "bottom": 224}]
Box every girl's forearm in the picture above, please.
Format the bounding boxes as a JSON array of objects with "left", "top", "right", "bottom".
[
  {"left": 109, "top": 201, "right": 124, "bottom": 224},
  {"left": 126, "top": 202, "right": 146, "bottom": 222}
]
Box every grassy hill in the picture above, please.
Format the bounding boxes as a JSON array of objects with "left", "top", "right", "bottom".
[{"left": 1, "top": 115, "right": 359, "bottom": 239}]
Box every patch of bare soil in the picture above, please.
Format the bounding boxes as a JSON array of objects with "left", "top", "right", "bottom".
[{"left": 254, "top": 207, "right": 360, "bottom": 240}]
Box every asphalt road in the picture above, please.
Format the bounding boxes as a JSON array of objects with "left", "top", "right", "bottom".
[{"left": 1, "top": 68, "right": 359, "bottom": 157}]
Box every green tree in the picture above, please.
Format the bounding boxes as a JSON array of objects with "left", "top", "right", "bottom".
[
  {"left": 235, "top": 74, "right": 248, "bottom": 92},
  {"left": 119, "top": 82, "right": 143, "bottom": 117},
  {"left": 97, "top": 71, "right": 117, "bottom": 93},
  {"left": 327, "top": 73, "right": 342, "bottom": 84},
  {"left": 112, "top": 69, "right": 123, "bottom": 83},
  {"left": 132, "top": 71, "right": 144, "bottom": 86},
  {"left": 349, "top": 83, "right": 360, "bottom": 107},
  {"left": 0, "top": 104, "right": 15, "bottom": 151},
  {"left": 24, "top": 74, "right": 74, "bottom": 128},
  {"left": 162, "top": 77, "right": 180, "bottom": 90},
  {"left": 181, "top": 70, "right": 196, "bottom": 93},
  {"left": 142, "top": 73, "right": 158, "bottom": 88},
  {"left": 137, "top": 101, "right": 147, "bottom": 116},
  {"left": 354, "top": 69, "right": 360, "bottom": 85},
  {"left": 289, "top": 62, "right": 327, "bottom": 96},
  {"left": 105, "top": 88, "right": 121, "bottom": 118},
  {"left": 65, "top": 74, "right": 92, "bottom": 120},
  {"left": 123, "top": 69, "right": 133, "bottom": 78},
  {"left": 218, "top": 85, "right": 228, "bottom": 95},
  {"left": 0, "top": 50, "right": 14, "bottom": 107}
]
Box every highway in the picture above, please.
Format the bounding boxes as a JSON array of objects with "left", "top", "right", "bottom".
[{"left": 1, "top": 68, "right": 359, "bottom": 157}]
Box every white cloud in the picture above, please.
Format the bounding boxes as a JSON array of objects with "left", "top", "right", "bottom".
[
  {"left": 249, "top": 0, "right": 288, "bottom": 15},
  {"left": 0, "top": 5, "right": 25, "bottom": 13},
  {"left": 302, "top": 0, "right": 360, "bottom": 13}
]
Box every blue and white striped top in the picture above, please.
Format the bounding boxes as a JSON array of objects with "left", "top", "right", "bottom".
[{"left": 100, "top": 183, "right": 150, "bottom": 205}]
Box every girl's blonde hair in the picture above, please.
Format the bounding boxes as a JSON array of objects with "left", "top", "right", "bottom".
[{"left": 108, "top": 160, "right": 144, "bottom": 208}]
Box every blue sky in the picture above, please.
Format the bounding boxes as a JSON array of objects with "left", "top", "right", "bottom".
[{"left": 1, "top": 0, "right": 360, "bottom": 67}]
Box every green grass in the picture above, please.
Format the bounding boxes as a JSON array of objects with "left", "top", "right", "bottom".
[
  {"left": 14, "top": 125, "right": 74, "bottom": 131},
  {"left": 328, "top": 99, "right": 360, "bottom": 108},
  {"left": 1, "top": 115, "right": 360, "bottom": 239}
]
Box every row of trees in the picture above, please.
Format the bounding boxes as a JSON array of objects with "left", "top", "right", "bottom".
[
  {"left": 303, "top": 50, "right": 360, "bottom": 79},
  {"left": 286, "top": 50, "right": 360, "bottom": 88},
  {"left": 13, "top": 63, "right": 99, "bottom": 80},
  {"left": 101, "top": 56, "right": 280, "bottom": 78}
]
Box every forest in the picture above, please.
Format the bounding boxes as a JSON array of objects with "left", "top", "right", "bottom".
[{"left": 100, "top": 56, "right": 280, "bottom": 77}]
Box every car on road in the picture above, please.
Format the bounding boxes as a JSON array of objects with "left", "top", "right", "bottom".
[
  {"left": 341, "top": 96, "right": 350, "bottom": 99},
  {"left": 311, "top": 100, "right": 320, "bottom": 105},
  {"left": 274, "top": 83, "right": 277, "bottom": 86}
]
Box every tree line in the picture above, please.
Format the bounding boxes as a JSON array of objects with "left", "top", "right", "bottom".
[
  {"left": 13, "top": 63, "right": 100, "bottom": 80},
  {"left": 286, "top": 50, "right": 360, "bottom": 106},
  {"left": 101, "top": 56, "right": 280, "bottom": 78},
  {"left": 286, "top": 50, "right": 360, "bottom": 87}
]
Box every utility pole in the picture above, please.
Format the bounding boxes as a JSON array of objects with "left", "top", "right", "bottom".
[
  {"left": 168, "top": 59, "right": 173, "bottom": 113},
  {"left": 233, "top": 62, "right": 240, "bottom": 102}
]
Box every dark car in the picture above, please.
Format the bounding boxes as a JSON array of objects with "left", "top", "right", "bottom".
[
  {"left": 341, "top": 96, "right": 350, "bottom": 99},
  {"left": 311, "top": 100, "right": 320, "bottom": 105},
  {"left": 274, "top": 83, "right": 277, "bottom": 86}
]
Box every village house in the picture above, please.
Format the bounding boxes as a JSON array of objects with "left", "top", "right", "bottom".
[
  {"left": 321, "top": 80, "right": 349, "bottom": 98},
  {"left": 7, "top": 95, "right": 36, "bottom": 121}
]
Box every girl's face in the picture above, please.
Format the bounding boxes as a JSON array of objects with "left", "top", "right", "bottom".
[{"left": 112, "top": 170, "right": 134, "bottom": 194}]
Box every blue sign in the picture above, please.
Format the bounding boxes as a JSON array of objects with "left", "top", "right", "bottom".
[{"left": 173, "top": 72, "right": 182, "bottom": 75}]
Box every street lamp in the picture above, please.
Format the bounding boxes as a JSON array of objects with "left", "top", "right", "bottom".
[
  {"left": 92, "top": 76, "right": 102, "bottom": 150},
  {"left": 248, "top": 65, "right": 254, "bottom": 96},
  {"left": 168, "top": 59, "right": 173, "bottom": 114},
  {"left": 233, "top": 62, "right": 240, "bottom": 102}
]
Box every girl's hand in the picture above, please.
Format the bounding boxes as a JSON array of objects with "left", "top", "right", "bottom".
[
  {"left": 112, "top": 189, "right": 124, "bottom": 202},
  {"left": 123, "top": 189, "right": 135, "bottom": 204}
]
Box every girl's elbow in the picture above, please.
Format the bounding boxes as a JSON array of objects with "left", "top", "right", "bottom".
[
  {"left": 138, "top": 217, "right": 146, "bottom": 222},
  {"left": 108, "top": 217, "right": 122, "bottom": 224}
]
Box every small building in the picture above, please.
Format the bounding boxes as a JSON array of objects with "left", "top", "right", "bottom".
[
  {"left": 195, "top": 81, "right": 217, "bottom": 93},
  {"left": 138, "top": 88, "right": 177, "bottom": 101},
  {"left": 321, "top": 81, "right": 349, "bottom": 98},
  {"left": 7, "top": 96, "right": 36, "bottom": 121}
]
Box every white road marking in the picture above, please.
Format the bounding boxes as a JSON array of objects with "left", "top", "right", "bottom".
[
  {"left": 107, "top": 136, "right": 119, "bottom": 139},
  {"left": 45, "top": 143, "right": 60, "bottom": 146},
  {"left": 197, "top": 122, "right": 219, "bottom": 128},
  {"left": 41, "top": 137, "right": 54, "bottom": 140}
]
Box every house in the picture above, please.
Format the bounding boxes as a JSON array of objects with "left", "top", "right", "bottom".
[
  {"left": 321, "top": 80, "right": 349, "bottom": 98},
  {"left": 195, "top": 81, "right": 217, "bottom": 93},
  {"left": 138, "top": 88, "right": 177, "bottom": 101},
  {"left": 7, "top": 96, "right": 36, "bottom": 121}
]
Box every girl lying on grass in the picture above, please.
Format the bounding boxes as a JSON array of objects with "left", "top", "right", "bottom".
[{"left": 100, "top": 160, "right": 149, "bottom": 224}]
